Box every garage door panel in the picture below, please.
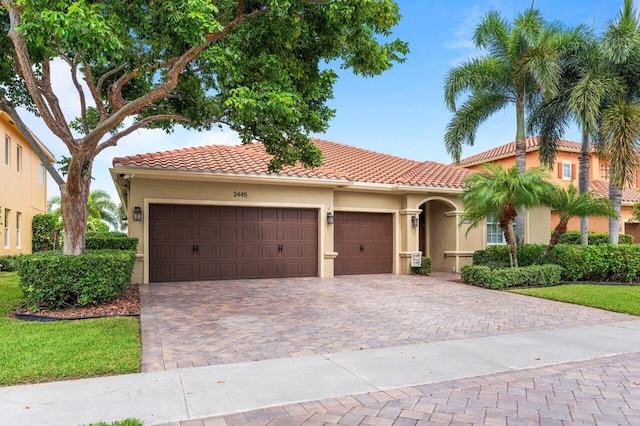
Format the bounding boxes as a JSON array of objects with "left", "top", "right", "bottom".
[
  {"left": 218, "top": 245, "right": 237, "bottom": 258},
  {"left": 150, "top": 204, "right": 318, "bottom": 281},
  {"left": 151, "top": 225, "right": 171, "bottom": 240},
  {"left": 335, "top": 212, "right": 393, "bottom": 275},
  {"left": 174, "top": 245, "right": 194, "bottom": 259}
]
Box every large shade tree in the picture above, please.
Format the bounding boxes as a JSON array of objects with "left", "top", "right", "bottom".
[
  {"left": 444, "top": 7, "right": 564, "bottom": 244},
  {"left": 0, "top": 0, "right": 408, "bottom": 255},
  {"left": 460, "top": 164, "right": 556, "bottom": 268}
]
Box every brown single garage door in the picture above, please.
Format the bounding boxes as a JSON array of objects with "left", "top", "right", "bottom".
[
  {"left": 334, "top": 212, "right": 393, "bottom": 275},
  {"left": 149, "top": 204, "right": 318, "bottom": 282}
]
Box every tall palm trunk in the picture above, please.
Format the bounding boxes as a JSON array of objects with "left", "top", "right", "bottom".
[
  {"left": 514, "top": 97, "right": 527, "bottom": 246},
  {"left": 501, "top": 203, "right": 519, "bottom": 268},
  {"left": 578, "top": 131, "right": 591, "bottom": 245},
  {"left": 609, "top": 182, "right": 622, "bottom": 244}
]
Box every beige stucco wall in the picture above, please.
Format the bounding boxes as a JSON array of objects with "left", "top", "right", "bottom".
[
  {"left": 116, "top": 167, "right": 555, "bottom": 283},
  {"left": 0, "top": 115, "right": 49, "bottom": 255}
]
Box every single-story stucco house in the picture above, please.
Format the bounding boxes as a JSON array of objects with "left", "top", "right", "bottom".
[{"left": 111, "top": 138, "right": 551, "bottom": 284}]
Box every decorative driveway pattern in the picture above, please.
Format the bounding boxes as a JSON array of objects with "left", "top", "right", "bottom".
[
  {"left": 140, "top": 274, "right": 632, "bottom": 372},
  {"left": 169, "top": 352, "right": 640, "bottom": 426}
]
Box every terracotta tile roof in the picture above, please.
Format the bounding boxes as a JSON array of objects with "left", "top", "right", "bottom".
[
  {"left": 458, "top": 137, "right": 582, "bottom": 167},
  {"left": 396, "top": 160, "right": 471, "bottom": 188},
  {"left": 112, "top": 137, "right": 470, "bottom": 189},
  {"left": 590, "top": 180, "right": 640, "bottom": 204}
]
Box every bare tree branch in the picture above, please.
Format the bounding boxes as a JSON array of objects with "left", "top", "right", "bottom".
[
  {"left": 62, "top": 53, "right": 90, "bottom": 135},
  {"left": 95, "top": 114, "right": 227, "bottom": 156},
  {"left": 83, "top": 62, "right": 109, "bottom": 119}
]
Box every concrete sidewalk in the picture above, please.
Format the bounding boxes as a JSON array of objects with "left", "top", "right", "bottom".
[{"left": 2, "top": 319, "right": 640, "bottom": 426}]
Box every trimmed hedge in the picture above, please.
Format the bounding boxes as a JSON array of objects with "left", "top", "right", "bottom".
[
  {"left": 543, "top": 244, "right": 640, "bottom": 282},
  {"left": 461, "top": 264, "right": 563, "bottom": 289},
  {"left": 0, "top": 255, "right": 18, "bottom": 272},
  {"left": 32, "top": 213, "right": 62, "bottom": 252},
  {"left": 411, "top": 257, "right": 432, "bottom": 275},
  {"left": 559, "top": 231, "right": 634, "bottom": 245},
  {"left": 17, "top": 250, "right": 136, "bottom": 309},
  {"left": 472, "top": 244, "right": 547, "bottom": 268},
  {"left": 85, "top": 232, "right": 138, "bottom": 251}
]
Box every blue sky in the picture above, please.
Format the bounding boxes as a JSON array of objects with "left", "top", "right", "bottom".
[{"left": 20, "top": 0, "right": 626, "bottom": 201}]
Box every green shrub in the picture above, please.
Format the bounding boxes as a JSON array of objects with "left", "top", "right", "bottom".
[
  {"left": 85, "top": 233, "right": 138, "bottom": 251},
  {"left": 461, "top": 264, "right": 563, "bottom": 289},
  {"left": 0, "top": 255, "right": 18, "bottom": 272},
  {"left": 559, "top": 231, "right": 634, "bottom": 245},
  {"left": 17, "top": 250, "right": 136, "bottom": 309},
  {"left": 472, "top": 244, "right": 547, "bottom": 267},
  {"left": 32, "top": 213, "right": 62, "bottom": 252},
  {"left": 544, "top": 243, "right": 640, "bottom": 282},
  {"left": 411, "top": 257, "right": 431, "bottom": 275}
]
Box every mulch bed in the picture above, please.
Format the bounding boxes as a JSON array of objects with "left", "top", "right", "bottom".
[{"left": 13, "top": 284, "right": 140, "bottom": 321}]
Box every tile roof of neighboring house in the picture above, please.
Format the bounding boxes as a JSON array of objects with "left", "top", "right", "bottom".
[
  {"left": 112, "top": 138, "right": 471, "bottom": 189},
  {"left": 590, "top": 180, "right": 640, "bottom": 204},
  {"left": 458, "top": 137, "right": 582, "bottom": 167}
]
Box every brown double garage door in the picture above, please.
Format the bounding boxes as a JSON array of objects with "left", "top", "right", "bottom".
[{"left": 149, "top": 205, "right": 392, "bottom": 282}]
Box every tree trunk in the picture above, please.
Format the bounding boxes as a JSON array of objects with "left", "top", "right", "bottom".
[
  {"left": 514, "top": 98, "right": 526, "bottom": 246},
  {"left": 540, "top": 220, "right": 568, "bottom": 262},
  {"left": 60, "top": 156, "right": 93, "bottom": 255},
  {"left": 609, "top": 182, "right": 622, "bottom": 244},
  {"left": 501, "top": 203, "right": 518, "bottom": 268},
  {"left": 579, "top": 131, "right": 590, "bottom": 245}
]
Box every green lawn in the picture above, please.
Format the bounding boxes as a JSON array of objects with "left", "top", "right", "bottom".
[
  {"left": 511, "top": 284, "right": 640, "bottom": 316},
  {"left": 0, "top": 272, "right": 141, "bottom": 386}
]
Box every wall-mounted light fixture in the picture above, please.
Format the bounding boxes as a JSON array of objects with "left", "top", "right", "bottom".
[
  {"left": 133, "top": 206, "right": 143, "bottom": 222},
  {"left": 327, "top": 211, "right": 334, "bottom": 225},
  {"left": 411, "top": 215, "right": 419, "bottom": 228}
]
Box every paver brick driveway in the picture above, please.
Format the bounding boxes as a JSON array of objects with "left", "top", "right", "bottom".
[{"left": 140, "top": 274, "right": 631, "bottom": 372}]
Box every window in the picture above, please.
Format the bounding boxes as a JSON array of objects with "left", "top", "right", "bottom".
[
  {"left": 486, "top": 214, "right": 506, "bottom": 245},
  {"left": 40, "top": 163, "right": 46, "bottom": 186},
  {"left": 3, "top": 208, "right": 9, "bottom": 248},
  {"left": 16, "top": 145, "right": 22, "bottom": 172},
  {"left": 558, "top": 161, "right": 574, "bottom": 181},
  {"left": 601, "top": 163, "right": 610, "bottom": 181},
  {"left": 15, "top": 212, "right": 21, "bottom": 248},
  {"left": 4, "top": 135, "right": 9, "bottom": 166}
]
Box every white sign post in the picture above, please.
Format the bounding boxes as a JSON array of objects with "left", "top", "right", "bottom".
[{"left": 411, "top": 251, "right": 422, "bottom": 268}]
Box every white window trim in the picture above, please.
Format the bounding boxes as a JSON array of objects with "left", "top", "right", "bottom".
[
  {"left": 4, "top": 208, "right": 10, "bottom": 249},
  {"left": 4, "top": 135, "right": 9, "bottom": 166},
  {"left": 40, "top": 163, "right": 46, "bottom": 186},
  {"left": 561, "top": 161, "right": 573, "bottom": 181},
  {"left": 15, "top": 212, "right": 21, "bottom": 249},
  {"left": 486, "top": 214, "right": 506, "bottom": 245},
  {"left": 16, "top": 144, "right": 22, "bottom": 173}
]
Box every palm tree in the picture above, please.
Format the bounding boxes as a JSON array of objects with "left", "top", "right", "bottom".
[
  {"left": 542, "top": 184, "right": 617, "bottom": 257},
  {"left": 461, "top": 164, "right": 555, "bottom": 268},
  {"left": 48, "top": 189, "right": 120, "bottom": 231},
  {"left": 444, "top": 7, "right": 563, "bottom": 244},
  {"left": 528, "top": 28, "right": 623, "bottom": 245},
  {"left": 598, "top": 0, "right": 640, "bottom": 244}
]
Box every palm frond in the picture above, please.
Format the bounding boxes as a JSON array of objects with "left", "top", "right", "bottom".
[{"left": 444, "top": 92, "right": 509, "bottom": 162}]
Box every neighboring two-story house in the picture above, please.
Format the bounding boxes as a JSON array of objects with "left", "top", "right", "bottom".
[
  {"left": 459, "top": 137, "right": 640, "bottom": 240},
  {"left": 0, "top": 112, "right": 55, "bottom": 255}
]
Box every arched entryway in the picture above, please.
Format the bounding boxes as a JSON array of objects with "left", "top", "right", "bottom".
[{"left": 418, "top": 198, "right": 460, "bottom": 272}]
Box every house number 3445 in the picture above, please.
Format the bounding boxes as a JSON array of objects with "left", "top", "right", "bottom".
[{"left": 233, "top": 192, "right": 248, "bottom": 198}]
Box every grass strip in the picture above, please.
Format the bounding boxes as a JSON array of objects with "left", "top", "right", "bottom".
[
  {"left": 0, "top": 272, "right": 140, "bottom": 386},
  {"left": 511, "top": 284, "right": 640, "bottom": 316}
]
